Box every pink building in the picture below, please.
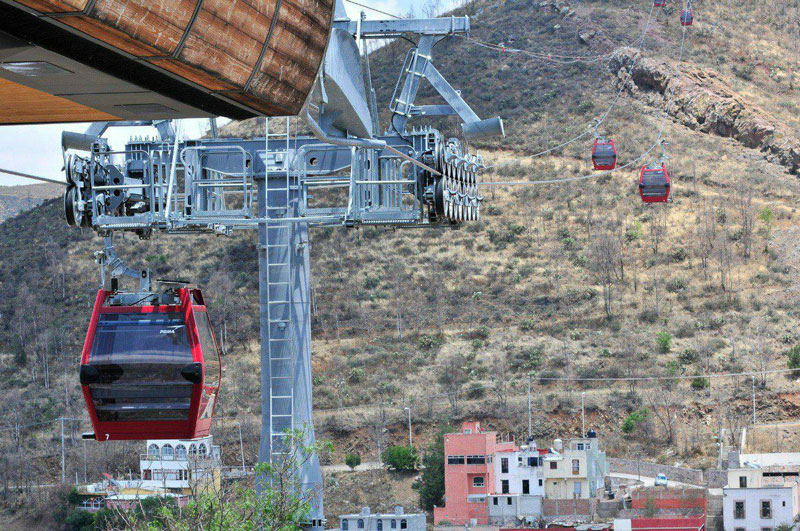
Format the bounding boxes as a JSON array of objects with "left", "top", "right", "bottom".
[{"left": 434, "top": 421, "right": 516, "bottom": 525}]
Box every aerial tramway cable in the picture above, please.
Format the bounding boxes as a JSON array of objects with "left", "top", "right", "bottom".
[
  {"left": 474, "top": 2, "right": 660, "bottom": 164},
  {"left": 483, "top": 19, "right": 690, "bottom": 187}
]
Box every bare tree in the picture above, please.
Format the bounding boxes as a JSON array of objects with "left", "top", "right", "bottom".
[
  {"left": 644, "top": 381, "right": 681, "bottom": 446},
  {"left": 649, "top": 207, "right": 668, "bottom": 255},
  {"left": 734, "top": 179, "right": 755, "bottom": 261},
  {"left": 695, "top": 199, "right": 717, "bottom": 280},
  {"left": 438, "top": 353, "right": 469, "bottom": 415},
  {"left": 715, "top": 230, "right": 734, "bottom": 292},
  {"left": 590, "top": 228, "right": 622, "bottom": 318},
  {"left": 490, "top": 353, "right": 512, "bottom": 412}
]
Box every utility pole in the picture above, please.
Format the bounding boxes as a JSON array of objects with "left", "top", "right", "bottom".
[
  {"left": 238, "top": 423, "right": 246, "bottom": 474},
  {"left": 60, "top": 417, "right": 65, "bottom": 484},
  {"left": 83, "top": 438, "right": 87, "bottom": 483},
  {"left": 752, "top": 375, "right": 757, "bottom": 426},
  {"left": 527, "top": 375, "right": 532, "bottom": 439},
  {"left": 581, "top": 392, "right": 586, "bottom": 437},
  {"left": 404, "top": 407, "right": 413, "bottom": 447}
]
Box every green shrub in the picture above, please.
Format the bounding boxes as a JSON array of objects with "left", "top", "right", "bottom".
[
  {"left": 416, "top": 429, "right": 447, "bottom": 510},
  {"left": 787, "top": 345, "right": 800, "bottom": 377},
  {"left": 345, "top": 453, "right": 361, "bottom": 470},
  {"left": 348, "top": 367, "right": 366, "bottom": 383},
  {"left": 65, "top": 509, "right": 94, "bottom": 531},
  {"left": 656, "top": 332, "right": 672, "bottom": 354},
  {"left": 382, "top": 445, "right": 418, "bottom": 471},
  {"left": 519, "top": 318, "right": 536, "bottom": 332},
  {"left": 679, "top": 348, "right": 698, "bottom": 365},
  {"left": 691, "top": 374, "right": 709, "bottom": 390},
  {"left": 622, "top": 408, "right": 649, "bottom": 434}
]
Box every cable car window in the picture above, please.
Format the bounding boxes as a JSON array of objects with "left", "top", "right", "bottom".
[
  {"left": 90, "top": 313, "right": 192, "bottom": 364},
  {"left": 194, "top": 311, "right": 221, "bottom": 386},
  {"left": 87, "top": 312, "right": 194, "bottom": 422}
]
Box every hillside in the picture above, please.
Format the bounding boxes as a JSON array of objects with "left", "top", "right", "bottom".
[
  {"left": 0, "top": 183, "right": 62, "bottom": 222},
  {"left": 1, "top": 0, "right": 800, "bottom": 524}
]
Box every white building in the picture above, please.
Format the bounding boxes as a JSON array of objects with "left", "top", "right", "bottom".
[
  {"left": 140, "top": 437, "right": 221, "bottom": 493},
  {"left": 722, "top": 484, "right": 798, "bottom": 531},
  {"left": 338, "top": 507, "right": 425, "bottom": 531},
  {"left": 488, "top": 438, "right": 546, "bottom": 525},
  {"left": 543, "top": 433, "right": 608, "bottom": 500},
  {"left": 494, "top": 439, "right": 545, "bottom": 496}
]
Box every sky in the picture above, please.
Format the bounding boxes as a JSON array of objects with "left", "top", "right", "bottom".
[{"left": 0, "top": 0, "right": 459, "bottom": 187}]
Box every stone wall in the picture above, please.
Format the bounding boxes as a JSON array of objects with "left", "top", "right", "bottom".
[
  {"left": 541, "top": 498, "right": 596, "bottom": 522},
  {"left": 706, "top": 469, "right": 729, "bottom": 488}
]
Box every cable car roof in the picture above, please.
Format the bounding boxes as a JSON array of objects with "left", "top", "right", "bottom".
[{"left": 0, "top": 0, "right": 334, "bottom": 125}]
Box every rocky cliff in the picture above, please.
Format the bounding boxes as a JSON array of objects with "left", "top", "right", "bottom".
[{"left": 610, "top": 47, "right": 800, "bottom": 174}]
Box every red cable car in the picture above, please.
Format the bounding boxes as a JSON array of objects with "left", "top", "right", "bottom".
[
  {"left": 681, "top": 8, "right": 694, "bottom": 26},
  {"left": 79, "top": 287, "right": 221, "bottom": 441},
  {"left": 592, "top": 138, "right": 617, "bottom": 171},
  {"left": 639, "top": 163, "right": 671, "bottom": 203},
  {"left": 654, "top": 0, "right": 666, "bottom": 7}
]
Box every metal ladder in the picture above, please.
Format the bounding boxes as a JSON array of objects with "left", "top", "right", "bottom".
[{"left": 265, "top": 117, "right": 295, "bottom": 459}]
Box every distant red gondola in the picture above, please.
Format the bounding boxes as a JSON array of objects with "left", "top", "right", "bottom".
[
  {"left": 639, "top": 164, "right": 671, "bottom": 203},
  {"left": 79, "top": 288, "right": 221, "bottom": 441},
  {"left": 681, "top": 9, "right": 694, "bottom": 26},
  {"left": 654, "top": 0, "right": 666, "bottom": 7},
  {"left": 592, "top": 138, "right": 617, "bottom": 171}
]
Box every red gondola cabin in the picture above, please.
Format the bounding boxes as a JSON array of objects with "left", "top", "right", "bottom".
[
  {"left": 79, "top": 288, "right": 221, "bottom": 441},
  {"left": 654, "top": 0, "right": 666, "bottom": 7},
  {"left": 639, "top": 164, "right": 671, "bottom": 203},
  {"left": 592, "top": 138, "right": 617, "bottom": 171},
  {"left": 681, "top": 9, "right": 694, "bottom": 26}
]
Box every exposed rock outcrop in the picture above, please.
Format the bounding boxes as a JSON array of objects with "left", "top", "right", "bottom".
[{"left": 609, "top": 48, "right": 800, "bottom": 174}]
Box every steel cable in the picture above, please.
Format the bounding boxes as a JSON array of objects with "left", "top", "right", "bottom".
[{"left": 483, "top": 20, "right": 689, "bottom": 187}]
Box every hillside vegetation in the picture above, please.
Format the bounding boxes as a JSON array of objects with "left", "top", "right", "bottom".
[{"left": 1, "top": 0, "right": 800, "bottom": 523}]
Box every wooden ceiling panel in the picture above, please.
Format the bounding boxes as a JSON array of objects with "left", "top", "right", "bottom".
[{"left": 0, "top": 77, "right": 118, "bottom": 124}]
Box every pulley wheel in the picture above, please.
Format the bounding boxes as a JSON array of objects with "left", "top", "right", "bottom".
[{"left": 64, "top": 185, "right": 83, "bottom": 227}]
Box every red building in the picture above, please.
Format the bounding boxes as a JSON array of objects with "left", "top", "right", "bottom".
[{"left": 434, "top": 421, "right": 516, "bottom": 525}]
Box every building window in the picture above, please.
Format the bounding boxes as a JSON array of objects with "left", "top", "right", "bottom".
[
  {"left": 586, "top": 443, "right": 591, "bottom": 449},
  {"left": 162, "top": 444, "right": 174, "bottom": 459},
  {"left": 539, "top": 479, "right": 543, "bottom": 487},
  {"left": 734, "top": 528, "right": 745, "bottom": 531},
  {"left": 572, "top": 459, "right": 580, "bottom": 475},
  {"left": 464, "top": 429, "right": 472, "bottom": 434},
  {"left": 734, "top": 501, "right": 745, "bottom": 519},
  {"left": 522, "top": 480, "right": 530, "bottom": 495},
  {"left": 377, "top": 521, "right": 382, "bottom": 531},
  {"left": 501, "top": 458, "right": 509, "bottom": 474},
  {"left": 342, "top": 520, "right": 349, "bottom": 530},
  {"left": 528, "top": 457, "right": 537, "bottom": 467},
  {"left": 466, "top": 455, "right": 485, "bottom": 465},
  {"left": 577, "top": 443, "right": 584, "bottom": 450},
  {"left": 550, "top": 462, "right": 557, "bottom": 470},
  {"left": 762, "top": 528, "right": 772, "bottom": 531},
  {"left": 400, "top": 520, "right": 407, "bottom": 529},
  {"left": 574, "top": 482, "right": 582, "bottom": 497},
  {"left": 148, "top": 444, "right": 160, "bottom": 458},
  {"left": 189, "top": 444, "right": 198, "bottom": 457},
  {"left": 391, "top": 520, "right": 396, "bottom": 529},
  {"left": 761, "top": 500, "right": 772, "bottom": 519},
  {"left": 357, "top": 520, "right": 364, "bottom": 529},
  {"left": 739, "top": 476, "right": 747, "bottom": 488},
  {"left": 502, "top": 480, "right": 509, "bottom": 494},
  {"left": 493, "top": 497, "right": 498, "bottom": 506},
  {"left": 447, "top": 456, "right": 465, "bottom": 465},
  {"left": 507, "top": 497, "right": 512, "bottom": 505},
  {"left": 518, "top": 456, "right": 523, "bottom": 465},
  {"left": 143, "top": 469, "right": 152, "bottom": 480},
  {"left": 473, "top": 476, "right": 485, "bottom": 488},
  {"left": 176, "top": 444, "right": 187, "bottom": 460}
]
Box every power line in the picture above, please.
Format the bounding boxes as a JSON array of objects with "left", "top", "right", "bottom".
[{"left": 315, "top": 365, "right": 797, "bottom": 414}]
